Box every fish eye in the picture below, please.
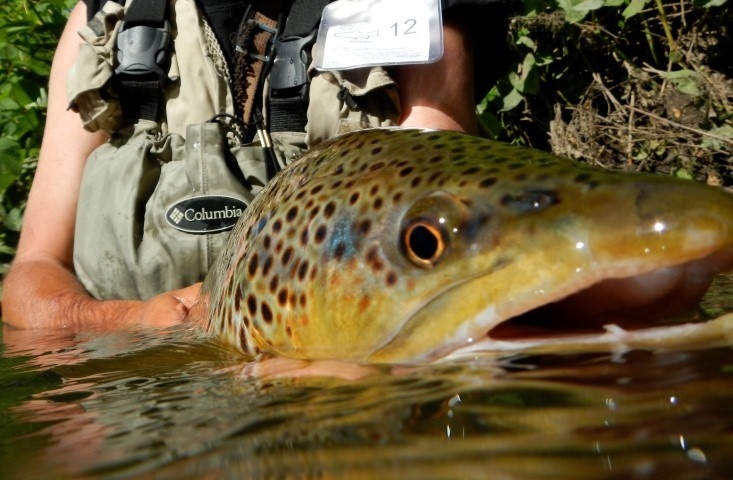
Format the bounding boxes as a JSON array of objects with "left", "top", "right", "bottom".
[{"left": 403, "top": 221, "right": 446, "bottom": 268}]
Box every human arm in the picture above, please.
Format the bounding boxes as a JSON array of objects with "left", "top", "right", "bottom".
[
  {"left": 2, "top": 2, "right": 200, "bottom": 330},
  {"left": 393, "top": 15, "right": 478, "bottom": 134}
]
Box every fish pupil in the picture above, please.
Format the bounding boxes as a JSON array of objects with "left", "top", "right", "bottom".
[{"left": 405, "top": 223, "right": 444, "bottom": 267}]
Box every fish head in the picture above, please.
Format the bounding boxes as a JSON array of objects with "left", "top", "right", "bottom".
[{"left": 203, "top": 129, "right": 733, "bottom": 363}]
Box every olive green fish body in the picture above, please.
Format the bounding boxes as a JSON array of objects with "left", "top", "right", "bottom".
[{"left": 200, "top": 129, "right": 733, "bottom": 363}]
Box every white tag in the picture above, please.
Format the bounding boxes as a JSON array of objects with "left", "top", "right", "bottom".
[{"left": 312, "top": 0, "right": 443, "bottom": 71}]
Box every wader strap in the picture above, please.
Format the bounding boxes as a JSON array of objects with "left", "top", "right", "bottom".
[
  {"left": 233, "top": 1, "right": 284, "bottom": 126},
  {"left": 114, "top": 0, "right": 171, "bottom": 122},
  {"left": 269, "top": 0, "right": 331, "bottom": 133}
]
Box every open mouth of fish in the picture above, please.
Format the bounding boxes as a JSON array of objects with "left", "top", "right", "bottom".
[{"left": 459, "top": 248, "right": 733, "bottom": 355}]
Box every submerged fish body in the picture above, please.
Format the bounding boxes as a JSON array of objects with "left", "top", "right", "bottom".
[{"left": 198, "top": 128, "right": 733, "bottom": 363}]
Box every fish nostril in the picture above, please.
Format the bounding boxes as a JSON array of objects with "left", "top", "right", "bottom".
[{"left": 500, "top": 190, "right": 559, "bottom": 213}]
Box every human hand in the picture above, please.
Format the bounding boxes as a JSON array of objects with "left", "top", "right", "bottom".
[{"left": 122, "top": 283, "right": 203, "bottom": 329}]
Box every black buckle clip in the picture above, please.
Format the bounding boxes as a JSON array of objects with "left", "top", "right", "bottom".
[
  {"left": 269, "top": 30, "right": 317, "bottom": 93},
  {"left": 115, "top": 20, "right": 172, "bottom": 84}
]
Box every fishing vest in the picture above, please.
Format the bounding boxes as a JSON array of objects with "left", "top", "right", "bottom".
[{"left": 69, "top": 0, "right": 402, "bottom": 300}]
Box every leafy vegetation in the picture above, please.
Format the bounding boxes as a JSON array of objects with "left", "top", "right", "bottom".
[
  {"left": 0, "top": 0, "right": 731, "bottom": 291},
  {"left": 479, "top": 0, "right": 732, "bottom": 184},
  {"left": 0, "top": 0, "right": 75, "bottom": 288}
]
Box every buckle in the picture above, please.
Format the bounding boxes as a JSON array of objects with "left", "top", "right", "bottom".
[
  {"left": 115, "top": 20, "right": 171, "bottom": 84},
  {"left": 269, "top": 30, "right": 317, "bottom": 92}
]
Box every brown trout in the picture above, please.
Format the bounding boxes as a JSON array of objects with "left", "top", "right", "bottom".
[{"left": 193, "top": 128, "right": 733, "bottom": 363}]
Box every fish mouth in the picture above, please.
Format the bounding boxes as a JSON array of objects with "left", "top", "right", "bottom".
[{"left": 486, "top": 247, "right": 733, "bottom": 343}]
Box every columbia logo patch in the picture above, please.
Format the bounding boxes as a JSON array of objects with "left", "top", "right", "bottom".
[
  {"left": 169, "top": 208, "right": 185, "bottom": 224},
  {"left": 165, "top": 195, "right": 248, "bottom": 234}
]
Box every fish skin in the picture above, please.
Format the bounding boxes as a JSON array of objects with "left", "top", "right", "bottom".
[{"left": 194, "top": 128, "right": 733, "bottom": 363}]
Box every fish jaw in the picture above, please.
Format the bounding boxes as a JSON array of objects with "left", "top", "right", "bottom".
[{"left": 367, "top": 174, "right": 733, "bottom": 363}]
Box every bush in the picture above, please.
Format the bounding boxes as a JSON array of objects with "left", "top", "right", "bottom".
[
  {"left": 0, "top": 1, "right": 74, "bottom": 286},
  {"left": 479, "top": 0, "right": 732, "bottom": 185}
]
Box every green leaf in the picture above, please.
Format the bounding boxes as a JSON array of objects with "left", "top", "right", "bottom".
[
  {"left": 501, "top": 89, "right": 525, "bottom": 112},
  {"left": 692, "top": 0, "right": 727, "bottom": 7},
  {"left": 3, "top": 207, "right": 24, "bottom": 232},
  {"left": 622, "top": 0, "right": 649, "bottom": 19},
  {"left": 556, "top": 0, "right": 605, "bottom": 23},
  {"left": 660, "top": 69, "right": 701, "bottom": 97},
  {"left": 0, "top": 137, "right": 22, "bottom": 193},
  {"left": 700, "top": 124, "right": 733, "bottom": 150}
]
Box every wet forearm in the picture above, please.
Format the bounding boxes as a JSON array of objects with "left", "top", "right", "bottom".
[{"left": 3, "top": 258, "right": 145, "bottom": 330}]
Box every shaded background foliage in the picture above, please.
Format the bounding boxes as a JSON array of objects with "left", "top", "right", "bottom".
[
  {"left": 479, "top": 0, "right": 732, "bottom": 183},
  {"left": 0, "top": 0, "right": 75, "bottom": 286},
  {"left": 0, "top": 0, "right": 731, "bottom": 288}
]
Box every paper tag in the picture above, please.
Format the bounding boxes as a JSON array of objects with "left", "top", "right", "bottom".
[{"left": 312, "top": 0, "right": 443, "bottom": 70}]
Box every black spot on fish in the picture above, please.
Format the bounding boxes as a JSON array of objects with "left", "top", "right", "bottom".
[
  {"left": 324, "top": 201, "right": 337, "bottom": 219},
  {"left": 269, "top": 276, "right": 279, "bottom": 294},
  {"left": 248, "top": 253, "right": 259, "bottom": 277},
  {"left": 298, "top": 260, "right": 309, "bottom": 281},
  {"left": 286, "top": 207, "right": 298, "bottom": 222},
  {"left": 574, "top": 172, "right": 599, "bottom": 189},
  {"left": 272, "top": 219, "right": 283, "bottom": 233},
  {"left": 480, "top": 177, "right": 497, "bottom": 188},
  {"left": 261, "top": 302, "right": 273, "bottom": 323},
  {"left": 282, "top": 247, "right": 294, "bottom": 265},
  {"left": 386, "top": 271, "right": 398, "bottom": 286},
  {"left": 334, "top": 243, "right": 346, "bottom": 260},
  {"left": 247, "top": 295, "right": 257, "bottom": 316},
  {"left": 277, "top": 288, "right": 288, "bottom": 306},
  {"left": 371, "top": 146, "right": 383, "bottom": 155},
  {"left": 373, "top": 197, "right": 384, "bottom": 210},
  {"left": 315, "top": 225, "right": 328, "bottom": 243},
  {"left": 366, "top": 246, "right": 384, "bottom": 272},
  {"left": 358, "top": 220, "right": 372, "bottom": 235},
  {"left": 427, "top": 171, "right": 442, "bottom": 184},
  {"left": 369, "top": 161, "right": 386, "bottom": 171},
  {"left": 311, "top": 184, "right": 324, "bottom": 195},
  {"left": 263, "top": 256, "right": 274, "bottom": 276},
  {"left": 411, "top": 176, "right": 422, "bottom": 188},
  {"left": 349, "top": 192, "right": 360, "bottom": 205},
  {"left": 462, "top": 167, "right": 480, "bottom": 176},
  {"left": 300, "top": 228, "right": 309, "bottom": 246},
  {"left": 309, "top": 205, "right": 320, "bottom": 219},
  {"left": 399, "top": 166, "right": 415, "bottom": 177},
  {"left": 263, "top": 235, "right": 272, "bottom": 249}
]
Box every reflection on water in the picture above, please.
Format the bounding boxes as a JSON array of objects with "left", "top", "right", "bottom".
[{"left": 3, "top": 276, "right": 733, "bottom": 479}]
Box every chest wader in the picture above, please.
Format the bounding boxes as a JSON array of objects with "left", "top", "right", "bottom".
[
  {"left": 69, "top": 0, "right": 307, "bottom": 299},
  {"left": 69, "top": 0, "right": 404, "bottom": 300}
]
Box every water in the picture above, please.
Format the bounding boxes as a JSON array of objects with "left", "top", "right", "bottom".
[{"left": 3, "top": 276, "right": 733, "bottom": 479}]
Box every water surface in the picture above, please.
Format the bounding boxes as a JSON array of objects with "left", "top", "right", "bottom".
[{"left": 3, "top": 274, "right": 733, "bottom": 479}]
